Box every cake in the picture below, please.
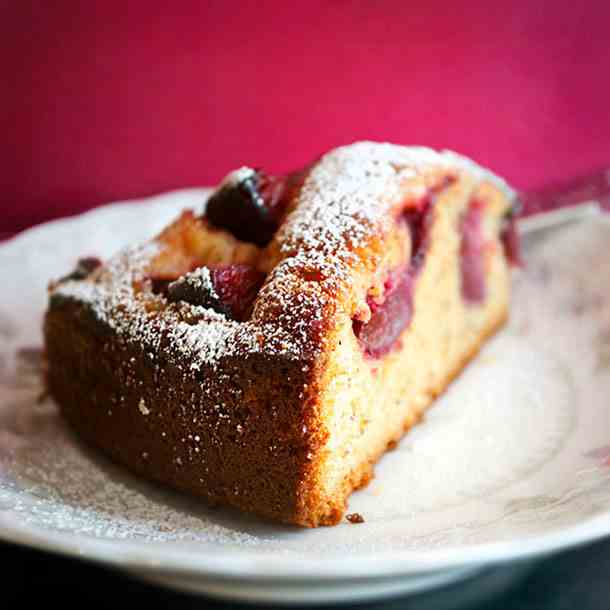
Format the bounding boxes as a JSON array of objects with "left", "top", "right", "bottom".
[{"left": 44, "top": 142, "right": 520, "bottom": 527}]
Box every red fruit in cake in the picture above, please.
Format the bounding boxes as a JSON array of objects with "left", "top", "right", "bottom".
[
  {"left": 168, "top": 264, "right": 265, "bottom": 321},
  {"left": 354, "top": 197, "right": 435, "bottom": 357},
  {"left": 353, "top": 272, "right": 414, "bottom": 357},
  {"left": 209, "top": 265, "right": 266, "bottom": 320},
  {"left": 402, "top": 195, "right": 434, "bottom": 274},
  {"left": 460, "top": 200, "right": 487, "bottom": 303},
  {"left": 205, "top": 168, "right": 293, "bottom": 247}
]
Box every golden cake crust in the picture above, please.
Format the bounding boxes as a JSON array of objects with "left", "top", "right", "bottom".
[{"left": 45, "top": 142, "right": 516, "bottom": 526}]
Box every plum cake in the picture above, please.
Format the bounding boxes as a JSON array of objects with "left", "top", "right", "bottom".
[{"left": 44, "top": 142, "right": 520, "bottom": 527}]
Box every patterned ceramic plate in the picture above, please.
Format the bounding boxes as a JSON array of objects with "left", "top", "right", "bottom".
[{"left": 1, "top": 190, "right": 609, "bottom": 604}]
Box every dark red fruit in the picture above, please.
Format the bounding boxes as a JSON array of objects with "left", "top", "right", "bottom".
[
  {"left": 149, "top": 273, "right": 180, "bottom": 295},
  {"left": 168, "top": 264, "right": 265, "bottom": 322},
  {"left": 460, "top": 199, "right": 487, "bottom": 303},
  {"left": 353, "top": 271, "right": 414, "bottom": 358},
  {"left": 353, "top": 195, "right": 436, "bottom": 358},
  {"left": 60, "top": 256, "right": 102, "bottom": 282},
  {"left": 208, "top": 265, "right": 266, "bottom": 320},
  {"left": 500, "top": 215, "right": 522, "bottom": 267},
  {"left": 402, "top": 195, "right": 434, "bottom": 274},
  {"left": 205, "top": 168, "right": 301, "bottom": 247}
]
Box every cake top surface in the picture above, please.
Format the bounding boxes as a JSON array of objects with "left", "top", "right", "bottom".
[{"left": 51, "top": 141, "right": 514, "bottom": 371}]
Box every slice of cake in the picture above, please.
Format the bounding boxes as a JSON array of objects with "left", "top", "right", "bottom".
[{"left": 44, "top": 142, "right": 520, "bottom": 527}]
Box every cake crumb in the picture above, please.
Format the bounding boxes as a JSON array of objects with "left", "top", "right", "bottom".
[{"left": 346, "top": 512, "right": 365, "bottom": 524}]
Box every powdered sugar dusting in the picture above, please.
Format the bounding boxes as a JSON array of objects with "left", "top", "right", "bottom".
[
  {"left": 167, "top": 317, "right": 260, "bottom": 371},
  {"left": 169, "top": 266, "right": 217, "bottom": 298},
  {"left": 50, "top": 142, "right": 514, "bottom": 370},
  {"left": 53, "top": 243, "right": 263, "bottom": 371},
  {"left": 285, "top": 142, "right": 514, "bottom": 262}
]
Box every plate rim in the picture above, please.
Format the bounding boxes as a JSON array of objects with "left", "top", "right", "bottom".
[
  {"left": 1, "top": 508, "right": 609, "bottom": 580},
  {"left": 1, "top": 191, "right": 610, "bottom": 582}
]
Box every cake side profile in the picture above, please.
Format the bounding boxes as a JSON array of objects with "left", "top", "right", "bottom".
[{"left": 44, "top": 142, "right": 519, "bottom": 527}]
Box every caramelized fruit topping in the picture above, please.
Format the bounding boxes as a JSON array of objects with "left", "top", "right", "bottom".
[{"left": 205, "top": 168, "right": 302, "bottom": 247}]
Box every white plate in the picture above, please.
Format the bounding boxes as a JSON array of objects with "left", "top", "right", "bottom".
[{"left": 1, "top": 190, "right": 610, "bottom": 604}]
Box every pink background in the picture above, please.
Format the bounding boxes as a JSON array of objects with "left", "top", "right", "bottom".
[{"left": 2, "top": 1, "right": 609, "bottom": 235}]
